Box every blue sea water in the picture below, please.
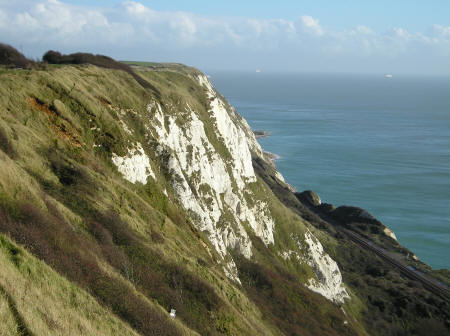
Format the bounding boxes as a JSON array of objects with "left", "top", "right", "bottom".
[{"left": 209, "top": 72, "right": 450, "bottom": 270}]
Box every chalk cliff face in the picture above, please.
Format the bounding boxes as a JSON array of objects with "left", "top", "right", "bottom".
[
  {"left": 112, "top": 143, "right": 155, "bottom": 184},
  {"left": 110, "top": 71, "right": 348, "bottom": 302},
  {"left": 303, "top": 231, "right": 349, "bottom": 303}
]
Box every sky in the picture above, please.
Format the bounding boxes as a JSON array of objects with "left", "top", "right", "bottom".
[{"left": 0, "top": 0, "right": 449, "bottom": 74}]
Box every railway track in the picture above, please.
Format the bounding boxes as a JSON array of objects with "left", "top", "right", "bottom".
[
  {"left": 341, "top": 228, "right": 450, "bottom": 301},
  {"left": 261, "top": 175, "right": 450, "bottom": 302}
]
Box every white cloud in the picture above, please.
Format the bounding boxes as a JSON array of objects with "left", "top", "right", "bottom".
[
  {"left": 432, "top": 24, "right": 450, "bottom": 38},
  {"left": 15, "top": 12, "right": 40, "bottom": 30},
  {"left": 356, "top": 25, "right": 374, "bottom": 35},
  {"left": 300, "top": 15, "right": 324, "bottom": 36},
  {"left": 0, "top": 1, "right": 449, "bottom": 73},
  {"left": 124, "top": 1, "right": 148, "bottom": 16},
  {"left": 393, "top": 27, "right": 410, "bottom": 39}
]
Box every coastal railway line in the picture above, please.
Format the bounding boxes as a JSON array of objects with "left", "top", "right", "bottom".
[
  {"left": 253, "top": 158, "right": 450, "bottom": 303},
  {"left": 341, "top": 228, "right": 450, "bottom": 301}
]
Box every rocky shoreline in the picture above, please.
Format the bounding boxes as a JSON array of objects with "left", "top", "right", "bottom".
[
  {"left": 263, "top": 151, "right": 280, "bottom": 161},
  {"left": 253, "top": 130, "right": 280, "bottom": 161},
  {"left": 253, "top": 130, "right": 270, "bottom": 139}
]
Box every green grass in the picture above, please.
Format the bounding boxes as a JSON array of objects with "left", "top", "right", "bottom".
[{"left": 121, "top": 61, "right": 201, "bottom": 76}]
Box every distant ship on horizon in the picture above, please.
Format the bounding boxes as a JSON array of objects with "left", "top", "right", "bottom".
[
  {"left": 256, "top": 69, "right": 261, "bottom": 73},
  {"left": 385, "top": 74, "right": 393, "bottom": 78}
]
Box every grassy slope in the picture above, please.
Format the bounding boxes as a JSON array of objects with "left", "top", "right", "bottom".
[
  {"left": 0, "top": 234, "right": 139, "bottom": 336},
  {"left": 0, "top": 63, "right": 366, "bottom": 335}
]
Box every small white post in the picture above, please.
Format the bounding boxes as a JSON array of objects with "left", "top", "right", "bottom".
[{"left": 170, "top": 309, "right": 176, "bottom": 318}]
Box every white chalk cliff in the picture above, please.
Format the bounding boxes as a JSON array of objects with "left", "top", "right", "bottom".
[
  {"left": 303, "top": 231, "right": 349, "bottom": 304},
  {"left": 112, "top": 143, "right": 155, "bottom": 184},
  {"left": 111, "top": 72, "right": 349, "bottom": 303}
]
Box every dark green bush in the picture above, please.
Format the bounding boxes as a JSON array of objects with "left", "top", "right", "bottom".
[{"left": 0, "top": 43, "right": 33, "bottom": 68}]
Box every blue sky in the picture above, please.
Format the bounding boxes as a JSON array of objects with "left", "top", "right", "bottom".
[
  {"left": 1, "top": 0, "right": 449, "bottom": 74},
  {"left": 62, "top": 0, "right": 450, "bottom": 31}
]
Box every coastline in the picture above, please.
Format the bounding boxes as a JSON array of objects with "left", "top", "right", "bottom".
[
  {"left": 264, "top": 151, "right": 280, "bottom": 161},
  {"left": 253, "top": 130, "right": 270, "bottom": 139},
  {"left": 253, "top": 130, "right": 280, "bottom": 160}
]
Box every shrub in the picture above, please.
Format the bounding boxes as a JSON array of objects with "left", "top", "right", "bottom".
[
  {"left": 42, "top": 50, "right": 158, "bottom": 93},
  {"left": 0, "top": 43, "right": 33, "bottom": 68}
]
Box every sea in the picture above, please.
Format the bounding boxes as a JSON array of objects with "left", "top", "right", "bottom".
[{"left": 209, "top": 72, "right": 450, "bottom": 270}]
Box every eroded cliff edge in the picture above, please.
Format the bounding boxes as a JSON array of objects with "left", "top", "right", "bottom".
[{"left": 0, "top": 56, "right": 448, "bottom": 335}]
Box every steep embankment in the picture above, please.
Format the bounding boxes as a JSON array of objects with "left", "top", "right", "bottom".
[{"left": 0, "top": 57, "right": 448, "bottom": 335}]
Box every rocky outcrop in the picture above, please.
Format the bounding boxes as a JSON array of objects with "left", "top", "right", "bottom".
[
  {"left": 332, "top": 206, "right": 379, "bottom": 224},
  {"left": 383, "top": 227, "right": 397, "bottom": 241},
  {"left": 332, "top": 205, "right": 398, "bottom": 240},
  {"left": 295, "top": 190, "right": 322, "bottom": 206}
]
